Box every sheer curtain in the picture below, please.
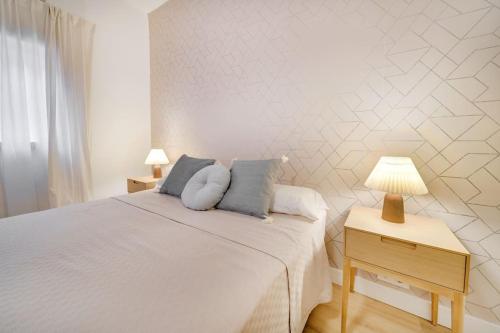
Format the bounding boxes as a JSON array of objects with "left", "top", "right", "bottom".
[{"left": 0, "top": 0, "right": 94, "bottom": 217}]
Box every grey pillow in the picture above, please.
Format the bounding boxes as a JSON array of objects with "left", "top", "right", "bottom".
[
  {"left": 217, "top": 159, "right": 280, "bottom": 218},
  {"left": 181, "top": 165, "right": 230, "bottom": 210},
  {"left": 160, "top": 154, "right": 215, "bottom": 197}
]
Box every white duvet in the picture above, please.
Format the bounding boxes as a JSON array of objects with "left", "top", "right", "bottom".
[{"left": 0, "top": 191, "right": 331, "bottom": 332}]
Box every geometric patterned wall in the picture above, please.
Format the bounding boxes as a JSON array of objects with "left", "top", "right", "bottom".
[{"left": 149, "top": 0, "right": 500, "bottom": 324}]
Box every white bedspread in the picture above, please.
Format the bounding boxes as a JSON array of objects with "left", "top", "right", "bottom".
[{"left": 0, "top": 191, "right": 331, "bottom": 332}]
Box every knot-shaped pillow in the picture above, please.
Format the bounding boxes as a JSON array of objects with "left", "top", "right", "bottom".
[{"left": 181, "top": 165, "right": 231, "bottom": 210}]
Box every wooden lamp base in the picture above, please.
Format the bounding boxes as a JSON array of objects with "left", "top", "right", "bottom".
[
  {"left": 152, "top": 165, "right": 162, "bottom": 178},
  {"left": 382, "top": 193, "right": 405, "bottom": 223}
]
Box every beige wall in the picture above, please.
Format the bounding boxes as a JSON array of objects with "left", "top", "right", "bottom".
[
  {"left": 150, "top": 0, "right": 500, "bottom": 324},
  {"left": 49, "top": 0, "right": 151, "bottom": 199}
]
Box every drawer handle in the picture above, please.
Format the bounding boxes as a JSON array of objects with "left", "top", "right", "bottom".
[
  {"left": 380, "top": 236, "right": 417, "bottom": 250},
  {"left": 133, "top": 181, "right": 138, "bottom": 184}
]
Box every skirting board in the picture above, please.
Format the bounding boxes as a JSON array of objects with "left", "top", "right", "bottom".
[{"left": 330, "top": 267, "right": 500, "bottom": 333}]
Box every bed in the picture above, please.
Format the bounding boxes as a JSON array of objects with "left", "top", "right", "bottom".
[{"left": 0, "top": 190, "right": 332, "bottom": 332}]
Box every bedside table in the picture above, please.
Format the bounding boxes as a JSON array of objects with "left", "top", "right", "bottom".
[
  {"left": 127, "top": 176, "right": 158, "bottom": 193},
  {"left": 341, "top": 206, "right": 470, "bottom": 333}
]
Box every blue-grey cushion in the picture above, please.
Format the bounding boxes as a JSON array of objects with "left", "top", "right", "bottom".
[
  {"left": 181, "top": 165, "right": 230, "bottom": 210},
  {"left": 160, "top": 154, "right": 215, "bottom": 197},
  {"left": 217, "top": 159, "right": 280, "bottom": 218}
]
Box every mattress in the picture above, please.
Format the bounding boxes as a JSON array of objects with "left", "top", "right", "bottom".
[{"left": 0, "top": 191, "right": 332, "bottom": 332}]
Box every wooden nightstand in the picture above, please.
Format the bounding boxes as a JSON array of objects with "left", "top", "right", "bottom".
[
  {"left": 341, "top": 206, "right": 470, "bottom": 333},
  {"left": 127, "top": 176, "right": 158, "bottom": 193}
]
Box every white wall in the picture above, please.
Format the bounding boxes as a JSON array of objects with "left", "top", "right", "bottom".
[
  {"left": 150, "top": 0, "right": 500, "bottom": 325},
  {"left": 49, "top": 0, "right": 151, "bottom": 199}
]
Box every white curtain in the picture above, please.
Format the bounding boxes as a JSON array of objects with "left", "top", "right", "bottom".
[{"left": 0, "top": 0, "right": 94, "bottom": 217}]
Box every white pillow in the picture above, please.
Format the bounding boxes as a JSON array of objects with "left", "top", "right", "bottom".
[{"left": 271, "top": 184, "right": 328, "bottom": 220}]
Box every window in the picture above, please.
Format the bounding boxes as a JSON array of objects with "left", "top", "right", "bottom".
[{"left": 0, "top": 33, "right": 47, "bottom": 147}]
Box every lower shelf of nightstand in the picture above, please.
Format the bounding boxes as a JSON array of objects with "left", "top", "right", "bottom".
[{"left": 341, "top": 257, "right": 466, "bottom": 333}]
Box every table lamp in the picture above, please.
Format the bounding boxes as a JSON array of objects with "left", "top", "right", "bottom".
[
  {"left": 364, "top": 156, "right": 428, "bottom": 223},
  {"left": 145, "top": 149, "right": 169, "bottom": 178}
]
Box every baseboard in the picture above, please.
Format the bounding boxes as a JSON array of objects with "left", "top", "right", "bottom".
[{"left": 331, "top": 267, "right": 500, "bottom": 333}]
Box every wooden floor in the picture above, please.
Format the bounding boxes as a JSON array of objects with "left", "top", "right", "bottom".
[{"left": 304, "top": 284, "right": 450, "bottom": 333}]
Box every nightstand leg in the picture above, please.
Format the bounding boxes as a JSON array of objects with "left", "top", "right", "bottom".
[
  {"left": 452, "top": 292, "right": 464, "bottom": 333},
  {"left": 341, "top": 258, "right": 351, "bottom": 333},
  {"left": 431, "top": 293, "right": 438, "bottom": 325},
  {"left": 350, "top": 267, "right": 357, "bottom": 292}
]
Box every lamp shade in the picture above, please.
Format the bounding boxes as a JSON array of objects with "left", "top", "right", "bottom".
[
  {"left": 364, "top": 156, "right": 428, "bottom": 195},
  {"left": 144, "top": 149, "right": 169, "bottom": 165}
]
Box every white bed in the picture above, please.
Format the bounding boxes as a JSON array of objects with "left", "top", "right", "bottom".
[{"left": 0, "top": 190, "right": 332, "bottom": 332}]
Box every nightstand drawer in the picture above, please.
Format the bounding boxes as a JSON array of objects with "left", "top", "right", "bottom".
[
  {"left": 127, "top": 178, "right": 156, "bottom": 193},
  {"left": 345, "top": 228, "right": 467, "bottom": 292}
]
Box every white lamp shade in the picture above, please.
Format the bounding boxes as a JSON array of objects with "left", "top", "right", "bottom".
[
  {"left": 145, "top": 149, "right": 169, "bottom": 165},
  {"left": 364, "top": 156, "right": 428, "bottom": 195}
]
